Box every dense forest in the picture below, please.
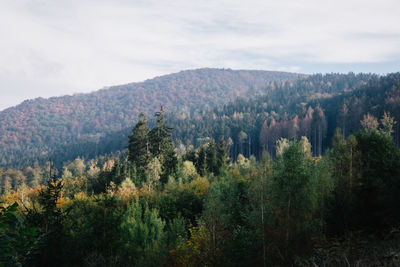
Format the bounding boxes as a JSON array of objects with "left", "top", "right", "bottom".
[
  {"left": 1, "top": 106, "right": 400, "bottom": 266},
  {"left": 1, "top": 70, "right": 400, "bottom": 266},
  {"left": 0, "top": 68, "right": 301, "bottom": 168},
  {"left": 26, "top": 72, "right": 400, "bottom": 168}
]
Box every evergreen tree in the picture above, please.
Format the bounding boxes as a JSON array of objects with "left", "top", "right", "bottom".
[
  {"left": 162, "top": 147, "right": 178, "bottom": 184},
  {"left": 120, "top": 201, "right": 166, "bottom": 266},
  {"left": 206, "top": 139, "right": 218, "bottom": 175},
  {"left": 216, "top": 136, "right": 229, "bottom": 175},
  {"left": 196, "top": 145, "right": 207, "bottom": 177},
  {"left": 327, "top": 129, "right": 361, "bottom": 234},
  {"left": 271, "top": 138, "right": 318, "bottom": 262},
  {"left": 149, "top": 108, "right": 177, "bottom": 183},
  {"left": 354, "top": 131, "right": 400, "bottom": 229},
  {"left": 149, "top": 107, "right": 173, "bottom": 158},
  {"left": 26, "top": 173, "right": 67, "bottom": 266},
  {"left": 128, "top": 113, "right": 151, "bottom": 172}
]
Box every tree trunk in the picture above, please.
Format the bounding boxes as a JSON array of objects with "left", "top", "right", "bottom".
[{"left": 286, "top": 195, "right": 291, "bottom": 251}]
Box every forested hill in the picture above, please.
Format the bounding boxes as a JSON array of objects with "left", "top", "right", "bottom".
[
  {"left": 44, "top": 72, "right": 386, "bottom": 167},
  {"left": 0, "top": 68, "right": 301, "bottom": 168}
]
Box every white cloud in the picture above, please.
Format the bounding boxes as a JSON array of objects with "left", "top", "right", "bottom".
[{"left": 0, "top": 0, "right": 399, "bottom": 110}]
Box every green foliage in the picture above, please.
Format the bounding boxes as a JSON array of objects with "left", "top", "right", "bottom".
[
  {"left": 0, "top": 202, "right": 38, "bottom": 267},
  {"left": 361, "top": 113, "right": 379, "bottom": 133},
  {"left": 64, "top": 194, "right": 125, "bottom": 266},
  {"left": 156, "top": 177, "right": 207, "bottom": 226},
  {"left": 25, "top": 175, "right": 69, "bottom": 266},
  {"left": 327, "top": 129, "right": 360, "bottom": 234},
  {"left": 0, "top": 125, "right": 398, "bottom": 266},
  {"left": 2, "top": 70, "right": 400, "bottom": 266},
  {"left": 1, "top": 69, "right": 300, "bottom": 168},
  {"left": 379, "top": 112, "right": 396, "bottom": 137},
  {"left": 201, "top": 175, "right": 252, "bottom": 266},
  {"left": 354, "top": 131, "right": 400, "bottom": 229},
  {"left": 2, "top": 70, "right": 387, "bottom": 169},
  {"left": 180, "top": 160, "right": 198, "bottom": 182},
  {"left": 270, "top": 139, "right": 321, "bottom": 262},
  {"left": 120, "top": 201, "right": 166, "bottom": 266},
  {"left": 128, "top": 113, "right": 151, "bottom": 172}
]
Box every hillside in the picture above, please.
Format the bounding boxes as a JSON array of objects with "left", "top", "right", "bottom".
[
  {"left": 2, "top": 73, "right": 400, "bottom": 267},
  {"left": 170, "top": 72, "right": 400, "bottom": 159},
  {"left": 46, "top": 72, "right": 382, "bottom": 166},
  {"left": 0, "top": 68, "right": 301, "bottom": 167}
]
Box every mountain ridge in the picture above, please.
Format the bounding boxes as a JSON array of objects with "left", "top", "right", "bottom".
[{"left": 0, "top": 68, "right": 302, "bottom": 167}]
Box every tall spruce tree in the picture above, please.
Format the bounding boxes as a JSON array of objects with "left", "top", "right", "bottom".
[
  {"left": 216, "top": 136, "right": 228, "bottom": 171},
  {"left": 149, "top": 107, "right": 177, "bottom": 183},
  {"left": 128, "top": 113, "right": 151, "bottom": 171},
  {"left": 149, "top": 107, "right": 173, "bottom": 157},
  {"left": 206, "top": 139, "right": 218, "bottom": 175}
]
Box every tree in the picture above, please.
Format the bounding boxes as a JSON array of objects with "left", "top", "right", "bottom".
[
  {"left": 120, "top": 201, "right": 166, "bottom": 266},
  {"left": 181, "top": 161, "right": 198, "bottom": 182},
  {"left": 379, "top": 111, "right": 396, "bottom": 138},
  {"left": 195, "top": 145, "right": 207, "bottom": 177},
  {"left": 149, "top": 108, "right": 177, "bottom": 183},
  {"left": 327, "top": 129, "right": 360, "bottom": 234},
  {"left": 25, "top": 167, "right": 42, "bottom": 188},
  {"left": 271, "top": 138, "right": 318, "bottom": 261},
  {"left": 144, "top": 157, "right": 162, "bottom": 191},
  {"left": 161, "top": 146, "right": 178, "bottom": 184},
  {"left": 66, "top": 157, "right": 86, "bottom": 177},
  {"left": 276, "top": 138, "right": 289, "bottom": 157},
  {"left": 128, "top": 113, "right": 151, "bottom": 172},
  {"left": 0, "top": 202, "right": 38, "bottom": 267},
  {"left": 25, "top": 173, "right": 68, "bottom": 266},
  {"left": 238, "top": 131, "right": 248, "bottom": 156},
  {"left": 360, "top": 113, "right": 378, "bottom": 133},
  {"left": 248, "top": 154, "right": 273, "bottom": 267},
  {"left": 311, "top": 105, "right": 326, "bottom": 156},
  {"left": 149, "top": 107, "right": 173, "bottom": 158},
  {"left": 338, "top": 102, "right": 348, "bottom": 137},
  {"left": 117, "top": 178, "right": 136, "bottom": 199},
  {"left": 354, "top": 131, "right": 400, "bottom": 229},
  {"left": 216, "top": 136, "right": 229, "bottom": 175},
  {"left": 206, "top": 139, "right": 218, "bottom": 175}
]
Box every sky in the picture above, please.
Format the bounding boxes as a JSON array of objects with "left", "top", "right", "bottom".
[{"left": 0, "top": 0, "right": 400, "bottom": 111}]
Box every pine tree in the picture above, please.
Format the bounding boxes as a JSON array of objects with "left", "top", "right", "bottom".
[
  {"left": 120, "top": 201, "right": 165, "bottom": 266},
  {"left": 149, "top": 107, "right": 174, "bottom": 158},
  {"left": 25, "top": 170, "right": 67, "bottom": 266},
  {"left": 128, "top": 113, "right": 151, "bottom": 171},
  {"left": 149, "top": 107, "right": 177, "bottom": 183},
  {"left": 196, "top": 145, "right": 207, "bottom": 177},
  {"left": 216, "top": 136, "right": 229, "bottom": 175},
  {"left": 206, "top": 139, "right": 218, "bottom": 175}
]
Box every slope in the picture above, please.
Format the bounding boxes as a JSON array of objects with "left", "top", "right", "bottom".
[{"left": 0, "top": 68, "right": 301, "bottom": 167}]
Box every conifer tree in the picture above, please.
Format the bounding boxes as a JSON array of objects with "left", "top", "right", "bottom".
[
  {"left": 149, "top": 107, "right": 177, "bottom": 183},
  {"left": 206, "top": 139, "right": 218, "bottom": 175},
  {"left": 216, "top": 136, "right": 229, "bottom": 175},
  {"left": 149, "top": 107, "right": 174, "bottom": 157},
  {"left": 271, "top": 138, "right": 318, "bottom": 261},
  {"left": 128, "top": 113, "right": 151, "bottom": 171}
]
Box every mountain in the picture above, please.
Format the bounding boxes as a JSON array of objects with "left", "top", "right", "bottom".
[
  {"left": 46, "top": 72, "right": 385, "bottom": 167},
  {"left": 168, "top": 72, "right": 400, "bottom": 159},
  {"left": 0, "top": 68, "right": 302, "bottom": 167}
]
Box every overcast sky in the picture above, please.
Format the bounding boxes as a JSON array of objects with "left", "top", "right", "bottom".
[{"left": 1, "top": 0, "right": 400, "bottom": 111}]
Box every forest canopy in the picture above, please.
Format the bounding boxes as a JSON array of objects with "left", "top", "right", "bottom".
[
  {"left": 1, "top": 71, "right": 400, "bottom": 266},
  {"left": 1, "top": 105, "right": 400, "bottom": 266}
]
